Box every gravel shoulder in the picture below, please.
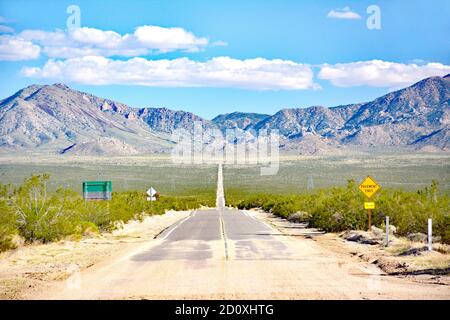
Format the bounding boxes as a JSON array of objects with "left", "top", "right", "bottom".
[{"left": 244, "top": 208, "right": 450, "bottom": 287}]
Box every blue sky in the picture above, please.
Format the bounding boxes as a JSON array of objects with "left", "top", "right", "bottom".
[{"left": 0, "top": 0, "right": 449, "bottom": 119}]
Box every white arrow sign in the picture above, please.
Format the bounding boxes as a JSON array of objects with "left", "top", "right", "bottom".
[{"left": 146, "top": 187, "right": 157, "bottom": 197}]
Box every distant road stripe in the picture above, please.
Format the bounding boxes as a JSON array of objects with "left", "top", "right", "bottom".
[{"left": 219, "top": 213, "right": 229, "bottom": 260}]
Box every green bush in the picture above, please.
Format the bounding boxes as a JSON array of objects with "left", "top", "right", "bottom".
[
  {"left": 0, "top": 198, "right": 18, "bottom": 251},
  {"left": 226, "top": 180, "right": 450, "bottom": 243},
  {"left": 2, "top": 174, "right": 448, "bottom": 250},
  {"left": 0, "top": 174, "right": 216, "bottom": 250},
  {"left": 13, "top": 175, "right": 80, "bottom": 242},
  {"left": 0, "top": 182, "right": 21, "bottom": 251}
]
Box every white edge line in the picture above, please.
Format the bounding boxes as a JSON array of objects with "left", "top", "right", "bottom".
[
  {"left": 113, "top": 212, "right": 194, "bottom": 263},
  {"left": 161, "top": 213, "right": 193, "bottom": 240},
  {"left": 239, "top": 210, "right": 292, "bottom": 244}
]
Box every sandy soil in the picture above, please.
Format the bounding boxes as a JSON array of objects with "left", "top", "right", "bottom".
[
  {"left": 246, "top": 209, "right": 450, "bottom": 287},
  {"left": 0, "top": 210, "right": 191, "bottom": 299},
  {"left": 29, "top": 208, "right": 450, "bottom": 300},
  {"left": 1, "top": 207, "right": 449, "bottom": 300}
]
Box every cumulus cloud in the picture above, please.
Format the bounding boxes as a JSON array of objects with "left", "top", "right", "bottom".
[
  {"left": 21, "top": 56, "right": 317, "bottom": 90},
  {"left": 133, "top": 26, "right": 208, "bottom": 52},
  {"left": 327, "top": 7, "right": 361, "bottom": 19},
  {"left": 7, "top": 25, "right": 215, "bottom": 59},
  {"left": 0, "top": 35, "right": 40, "bottom": 60},
  {"left": 318, "top": 60, "right": 450, "bottom": 87}
]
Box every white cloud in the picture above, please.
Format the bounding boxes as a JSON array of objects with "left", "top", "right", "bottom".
[
  {"left": 0, "top": 35, "right": 40, "bottom": 60},
  {"left": 133, "top": 26, "right": 208, "bottom": 52},
  {"left": 318, "top": 60, "right": 450, "bottom": 87},
  {"left": 0, "top": 25, "right": 14, "bottom": 33},
  {"left": 70, "top": 28, "right": 124, "bottom": 47},
  {"left": 21, "top": 56, "right": 317, "bottom": 90},
  {"left": 12, "top": 25, "right": 215, "bottom": 59},
  {"left": 327, "top": 7, "right": 361, "bottom": 20},
  {"left": 19, "top": 29, "right": 68, "bottom": 46}
]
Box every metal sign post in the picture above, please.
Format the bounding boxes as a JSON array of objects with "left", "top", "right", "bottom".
[
  {"left": 428, "top": 218, "right": 432, "bottom": 251},
  {"left": 147, "top": 187, "right": 158, "bottom": 201},
  {"left": 385, "top": 216, "right": 389, "bottom": 247},
  {"left": 359, "top": 176, "right": 381, "bottom": 231}
]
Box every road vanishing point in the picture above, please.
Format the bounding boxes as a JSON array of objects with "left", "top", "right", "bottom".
[{"left": 36, "top": 164, "right": 449, "bottom": 299}]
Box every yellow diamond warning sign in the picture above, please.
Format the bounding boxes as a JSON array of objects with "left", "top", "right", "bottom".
[{"left": 358, "top": 176, "right": 381, "bottom": 199}]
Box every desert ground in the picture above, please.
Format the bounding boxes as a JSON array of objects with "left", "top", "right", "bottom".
[
  {"left": 0, "top": 153, "right": 449, "bottom": 299},
  {"left": 1, "top": 207, "right": 449, "bottom": 300},
  {"left": 0, "top": 153, "right": 448, "bottom": 193}
]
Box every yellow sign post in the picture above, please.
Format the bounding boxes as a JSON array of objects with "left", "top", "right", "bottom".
[{"left": 359, "top": 176, "right": 381, "bottom": 230}]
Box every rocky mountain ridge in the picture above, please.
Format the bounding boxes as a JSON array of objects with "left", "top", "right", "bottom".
[{"left": 0, "top": 74, "right": 448, "bottom": 155}]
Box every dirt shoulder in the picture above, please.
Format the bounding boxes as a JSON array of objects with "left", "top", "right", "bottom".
[
  {"left": 244, "top": 208, "right": 450, "bottom": 287},
  {"left": 0, "top": 210, "right": 192, "bottom": 300},
  {"left": 2, "top": 207, "right": 448, "bottom": 300}
]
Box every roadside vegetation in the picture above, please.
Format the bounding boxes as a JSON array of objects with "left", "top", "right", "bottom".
[
  {"left": 226, "top": 180, "right": 450, "bottom": 244},
  {"left": 0, "top": 174, "right": 215, "bottom": 252}
]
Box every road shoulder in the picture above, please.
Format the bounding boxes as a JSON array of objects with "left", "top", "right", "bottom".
[
  {"left": 0, "top": 210, "right": 192, "bottom": 299},
  {"left": 242, "top": 208, "right": 450, "bottom": 287}
]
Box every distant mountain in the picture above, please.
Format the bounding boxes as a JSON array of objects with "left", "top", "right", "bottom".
[
  {"left": 0, "top": 83, "right": 172, "bottom": 154},
  {"left": 138, "top": 107, "right": 211, "bottom": 134},
  {"left": 410, "top": 127, "right": 449, "bottom": 152},
  {"left": 252, "top": 106, "right": 346, "bottom": 138},
  {"left": 0, "top": 74, "right": 448, "bottom": 155},
  {"left": 212, "top": 112, "right": 270, "bottom": 132},
  {"left": 60, "top": 137, "right": 140, "bottom": 156},
  {"left": 250, "top": 75, "right": 449, "bottom": 152},
  {"left": 340, "top": 75, "right": 450, "bottom": 146}
]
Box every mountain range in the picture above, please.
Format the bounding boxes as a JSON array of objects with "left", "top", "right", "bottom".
[{"left": 0, "top": 74, "right": 449, "bottom": 155}]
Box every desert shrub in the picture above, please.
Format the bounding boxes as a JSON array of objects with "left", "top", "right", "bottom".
[
  {"left": 302, "top": 180, "right": 366, "bottom": 232},
  {"left": 0, "top": 174, "right": 216, "bottom": 248},
  {"left": 12, "top": 175, "right": 82, "bottom": 242},
  {"left": 270, "top": 196, "right": 303, "bottom": 219},
  {"left": 0, "top": 198, "right": 18, "bottom": 251},
  {"left": 375, "top": 181, "right": 450, "bottom": 242},
  {"left": 0, "top": 182, "right": 20, "bottom": 251},
  {"left": 226, "top": 180, "right": 450, "bottom": 243},
  {"left": 2, "top": 173, "right": 448, "bottom": 248},
  {"left": 436, "top": 215, "right": 450, "bottom": 244},
  {"left": 74, "top": 221, "right": 99, "bottom": 236},
  {"left": 107, "top": 191, "right": 213, "bottom": 224}
]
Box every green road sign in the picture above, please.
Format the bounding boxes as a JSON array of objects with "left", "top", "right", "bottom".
[{"left": 83, "top": 181, "right": 112, "bottom": 200}]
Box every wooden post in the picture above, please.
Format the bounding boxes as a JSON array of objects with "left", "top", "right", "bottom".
[{"left": 368, "top": 209, "right": 372, "bottom": 231}]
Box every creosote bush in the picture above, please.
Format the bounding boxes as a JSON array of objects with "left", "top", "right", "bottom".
[
  {"left": 0, "top": 174, "right": 215, "bottom": 251},
  {"left": 0, "top": 196, "right": 17, "bottom": 251},
  {"left": 226, "top": 180, "right": 450, "bottom": 244}
]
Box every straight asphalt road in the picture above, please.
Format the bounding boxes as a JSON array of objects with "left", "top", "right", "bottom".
[{"left": 35, "top": 164, "right": 450, "bottom": 299}]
